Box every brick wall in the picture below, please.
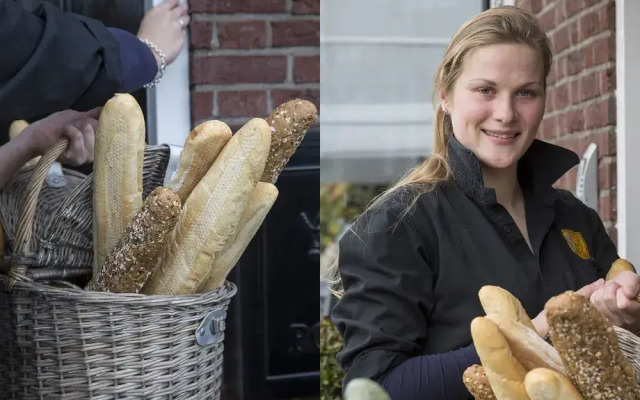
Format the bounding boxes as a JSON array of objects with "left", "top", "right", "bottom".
[
  {"left": 188, "top": 0, "right": 320, "bottom": 130},
  {"left": 516, "top": 0, "right": 617, "bottom": 241}
]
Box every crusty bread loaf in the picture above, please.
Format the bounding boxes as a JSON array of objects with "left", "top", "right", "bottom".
[
  {"left": 8, "top": 120, "right": 29, "bottom": 140},
  {"left": 198, "top": 182, "right": 278, "bottom": 292},
  {"left": 93, "top": 93, "right": 145, "bottom": 274},
  {"left": 86, "top": 187, "right": 181, "bottom": 293},
  {"left": 607, "top": 258, "right": 636, "bottom": 281},
  {"left": 261, "top": 99, "right": 317, "bottom": 184},
  {"left": 485, "top": 314, "right": 565, "bottom": 374},
  {"left": 479, "top": 285, "right": 536, "bottom": 331},
  {"left": 169, "top": 120, "right": 232, "bottom": 204},
  {"left": 470, "top": 317, "right": 530, "bottom": 400},
  {"left": 523, "top": 368, "right": 584, "bottom": 400},
  {"left": 141, "top": 118, "right": 271, "bottom": 295},
  {"left": 545, "top": 291, "right": 640, "bottom": 399},
  {"left": 463, "top": 364, "right": 497, "bottom": 400}
]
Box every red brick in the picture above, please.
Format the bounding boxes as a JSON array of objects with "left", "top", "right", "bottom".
[
  {"left": 594, "top": 35, "right": 615, "bottom": 65},
  {"left": 555, "top": 55, "right": 567, "bottom": 82},
  {"left": 601, "top": 1, "right": 616, "bottom": 31},
  {"left": 189, "top": 0, "right": 286, "bottom": 13},
  {"left": 190, "top": 20, "right": 213, "bottom": 49},
  {"left": 566, "top": 49, "right": 584, "bottom": 76},
  {"left": 545, "top": 87, "right": 555, "bottom": 112},
  {"left": 579, "top": 10, "right": 600, "bottom": 41},
  {"left": 543, "top": 0, "right": 555, "bottom": 7},
  {"left": 569, "top": 20, "right": 579, "bottom": 46},
  {"left": 598, "top": 159, "right": 616, "bottom": 190},
  {"left": 565, "top": 0, "right": 583, "bottom": 16},
  {"left": 590, "top": 128, "right": 616, "bottom": 157},
  {"left": 540, "top": 114, "right": 558, "bottom": 139},
  {"left": 585, "top": 97, "right": 616, "bottom": 129},
  {"left": 292, "top": 0, "right": 319, "bottom": 15},
  {"left": 584, "top": 42, "right": 594, "bottom": 68},
  {"left": 552, "top": 26, "right": 569, "bottom": 53},
  {"left": 272, "top": 89, "right": 319, "bottom": 112},
  {"left": 191, "top": 91, "right": 214, "bottom": 120},
  {"left": 293, "top": 55, "right": 319, "bottom": 83},
  {"left": 600, "top": 67, "right": 616, "bottom": 93},
  {"left": 569, "top": 79, "right": 580, "bottom": 103},
  {"left": 567, "top": 109, "right": 585, "bottom": 133},
  {"left": 518, "top": 0, "right": 532, "bottom": 13},
  {"left": 539, "top": 7, "right": 555, "bottom": 31},
  {"left": 598, "top": 190, "right": 616, "bottom": 223},
  {"left": 272, "top": 20, "right": 319, "bottom": 47},
  {"left": 218, "top": 21, "right": 266, "bottom": 49},
  {"left": 530, "top": 0, "right": 543, "bottom": 14},
  {"left": 192, "top": 55, "right": 287, "bottom": 84},
  {"left": 580, "top": 72, "right": 599, "bottom": 101},
  {"left": 606, "top": 226, "right": 618, "bottom": 246},
  {"left": 217, "top": 90, "right": 268, "bottom": 118},
  {"left": 554, "top": 82, "right": 569, "bottom": 110}
]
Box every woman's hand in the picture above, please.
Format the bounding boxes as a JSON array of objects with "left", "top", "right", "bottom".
[
  {"left": 137, "top": 0, "right": 190, "bottom": 67},
  {"left": 22, "top": 108, "right": 101, "bottom": 166},
  {"left": 590, "top": 270, "right": 640, "bottom": 333},
  {"left": 532, "top": 278, "right": 606, "bottom": 338}
]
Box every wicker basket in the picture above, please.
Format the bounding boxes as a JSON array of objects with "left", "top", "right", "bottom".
[{"left": 0, "top": 139, "right": 237, "bottom": 399}]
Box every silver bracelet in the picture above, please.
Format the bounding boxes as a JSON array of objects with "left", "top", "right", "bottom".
[{"left": 140, "top": 38, "right": 167, "bottom": 88}]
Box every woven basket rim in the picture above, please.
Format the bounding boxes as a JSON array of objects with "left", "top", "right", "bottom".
[{"left": 0, "top": 274, "right": 237, "bottom": 306}]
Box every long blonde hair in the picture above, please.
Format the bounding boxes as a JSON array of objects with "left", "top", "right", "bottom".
[{"left": 321, "top": 6, "right": 553, "bottom": 296}]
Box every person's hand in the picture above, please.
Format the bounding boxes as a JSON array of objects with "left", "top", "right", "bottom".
[
  {"left": 531, "top": 278, "right": 606, "bottom": 337},
  {"left": 590, "top": 270, "right": 640, "bottom": 333},
  {"left": 22, "top": 108, "right": 101, "bottom": 166},
  {"left": 137, "top": 0, "right": 190, "bottom": 67}
]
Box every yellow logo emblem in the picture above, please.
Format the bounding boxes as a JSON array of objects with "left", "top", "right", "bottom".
[{"left": 561, "top": 229, "right": 591, "bottom": 260}]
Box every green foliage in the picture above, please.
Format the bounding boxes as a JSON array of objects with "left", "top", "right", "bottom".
[{"left": 320, "top": 316, "right": 345, "bottom": 400}]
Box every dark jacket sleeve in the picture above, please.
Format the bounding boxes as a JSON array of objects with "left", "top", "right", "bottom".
[
  {"left": 331, "top": 204, "right": 436, "bottom": 391},
  {"left": 0, "top": 0, "right": 122, "bottom": 120},
  {"left": 586, "top": 205, "right": 619, "bottom": 277}
]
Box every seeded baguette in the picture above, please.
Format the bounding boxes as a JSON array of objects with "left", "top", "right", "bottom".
[
  {"left": 463, "top": 365, "right": 497, "bottom": 400},
  {"left": 199, "top": 182, "right": 278, "bottom": 292},
  {"left": 169, "top": 120, "right": 232, "bottom": 204},
  {"left": 545, "top": 291, "right": 640, "bottom": 400},
  {"left": 86, "top": 187, "right": 181, "bottom": 293},
  {"left": 93, "top": 93, "right": 146, "bottom": 274},
  {"left": 141, "top": 118, "right": 271, "bottom": 295},
  {"left": 261, "top": 99, "right": 317, "bottom": 183}
]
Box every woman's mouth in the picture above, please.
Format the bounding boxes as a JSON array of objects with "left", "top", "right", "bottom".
[{"left": 482, "top": 129, "right": 520, "bottom": 143}]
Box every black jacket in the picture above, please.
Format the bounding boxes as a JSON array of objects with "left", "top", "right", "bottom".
[
  {"left": 332, "top": 134, "right": 618, "bottom": 384},
  {"left": 0, "top": 0, "right": 122, "bottom": 120}
]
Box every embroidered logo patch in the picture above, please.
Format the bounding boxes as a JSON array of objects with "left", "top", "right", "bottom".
[{"left": 561, "top": 229, "right": 591, "bottom": 260}]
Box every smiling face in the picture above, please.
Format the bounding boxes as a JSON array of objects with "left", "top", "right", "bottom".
[{"left": 440, "top": 43, "right": 546, "bottom": 170}]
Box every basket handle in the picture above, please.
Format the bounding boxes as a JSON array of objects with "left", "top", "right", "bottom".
[{"left": 9, "top": 138, "right": 70, "bottom": 281}]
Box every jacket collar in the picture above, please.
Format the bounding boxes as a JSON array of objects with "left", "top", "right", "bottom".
[{"left": 447, "top": 133, "right": 580, "bottom": 205}]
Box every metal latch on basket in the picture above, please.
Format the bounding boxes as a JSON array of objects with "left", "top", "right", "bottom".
[
  {"left": 163, "top": 145, "right": 183, "bottom": 188},
  {"left": 47, "top": 162, "right": 66, "bottom": 188},
  {"left": 195, "top": 309, "right": 226, "bottom": 346}
]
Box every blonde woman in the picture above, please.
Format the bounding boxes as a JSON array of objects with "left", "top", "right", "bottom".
[{"left": 328, "top": 6, "right": 640, "bottom": 399}]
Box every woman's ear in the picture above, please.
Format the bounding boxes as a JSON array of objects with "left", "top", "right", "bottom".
[{"left": 439, "top": 90, "right": 450, "bottom": 114}]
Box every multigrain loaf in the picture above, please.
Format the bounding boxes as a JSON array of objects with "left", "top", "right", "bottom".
[
  {"left": 169, "top": 120, "right": 232, "bottom": 204},
  {"left": 86, "top": 187, "right": 181, "bottom": 293},
  {"left": 261, "top": 99, "right": 317, "bottom": 184},
  {"left": 141, "top": 118, "right": 271, "bottom": 295},
  {"left": 545, "top": 291, "right": 640, "bottom": 400},
  {"left": 93, "top": 93, "right": 145, "bottom": 274},
  {"left": 463, "top": 364, "right": 497, "bottom": 400}
]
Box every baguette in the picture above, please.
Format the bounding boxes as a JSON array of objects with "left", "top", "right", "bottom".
[
  {"left": 169, "top": 120, "right": 232, "bottom": 204},
  {"left": 485, "top": 314, "right": 565, "bottom": 374},
  {"left": 607, "top": 258, "right": 636, "bottom": 281},
  {"left": 470, "top": 316, "right": 530, "bottom": 400},
  {"left": 86, "top": 187, "right": 181, "bottom": 293},
  {"left": 545, "top": 291, "right": 640, "bottom": 399},
  {"left": 479, "top": 285, "right": 536, "bottom": 331},
  {"left": 199, "top": 182, "right": 278, "bottom": 292},
  {"left": 141, "top": 118, "right": 271, "bottom": 295},
  {"left": 523, "top": 368, "right": 584, "bottom": 400},
  {"left": 261, "top": 99, "right": 317, "bottom": 184},
  {"left": 463, "top": 364, "right": 497, "bottom": 400},
  {"left": 93, "top": 93, "right": 146, "bottom": 274},
  {"left": 343, "top": 378, "right": 391, "bottom": 400},
  {"left": 8, "top": 120, "right": 29, "bottom": 140}
]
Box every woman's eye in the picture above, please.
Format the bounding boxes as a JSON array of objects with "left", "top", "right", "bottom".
[
  {"left": 518, "top": 89, "right": 535, "bottom": 97},
  {"left": 478, "top": 87, "right": 493, "bottom": 95}
]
